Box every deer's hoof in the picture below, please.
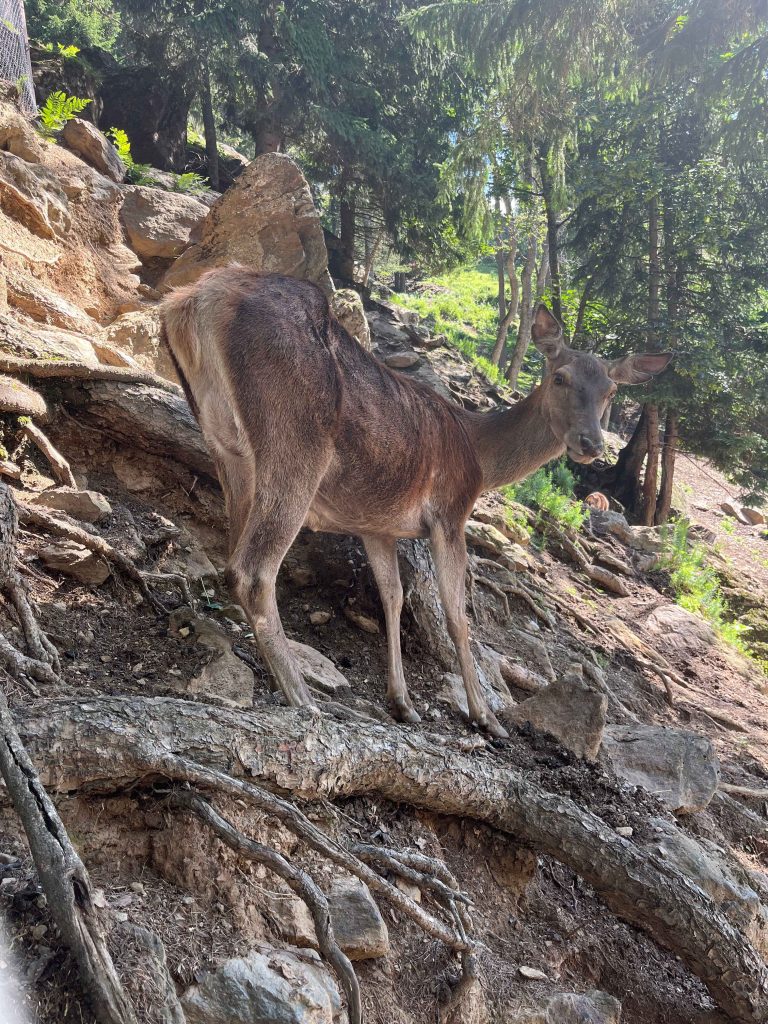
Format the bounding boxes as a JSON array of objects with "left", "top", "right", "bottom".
[
  {"left": 474, "top": 712, "right": 509, "bottom": 739},
  {"left": 391, "top": 699, "right": 421, "bottom": 725}
]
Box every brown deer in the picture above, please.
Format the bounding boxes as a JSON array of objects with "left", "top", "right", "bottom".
[{"left": 161, "top": 268, "right": 671, "bottom": 737}]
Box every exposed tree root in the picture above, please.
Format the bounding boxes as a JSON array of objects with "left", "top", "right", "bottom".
[
  {"left": 16, "top": 501, "right": 192, "bottom": 610},
  {"left": 469, "top": 556, "right": 555, "bottom": 626},
  {"left": 169, "top": 788, "right": 363, "bottom": 1024},
  {"left": 0, "top": 354, "right": 180, "bottom": 393},
  {"left": 720, "top": 783, "right": 768, "bottom": 801},
  {"left": 0, "top": 685, "right": 137, "bottom": 1024},
  {"left": 21, "top": 420, "right": 77, "bottom": 488},
  {"left": 17, "top": 697, "right": 768, "bottom": 1024}
]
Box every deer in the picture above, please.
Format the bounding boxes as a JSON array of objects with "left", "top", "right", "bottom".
[{"left": 161, "top": 267, "right": 672, "bottom": 738}]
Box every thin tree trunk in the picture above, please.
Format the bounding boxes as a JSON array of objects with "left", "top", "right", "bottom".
[
  {"left": 361, "top": 226, "right": 384, "bottom": 288},
  {"left": 536, "top": 145, "right": 562, "bottom": 324},
  {"left": 505, "top": 235, "right": 537, "bottom": 389},
  {"left": 638, "top": 194, "right": 662, "bottom": 525},
  {"left": 535, "top": 243, "right": 550, "bottom": 299},
  {"left": 491, "top": 219, "right": 519, "bottom": 367},
  {"left": 655, "top": 410, "right": 678, "bottom": 524},
  {"left": 200, "top": 61, "right": 219, "bottom": 191},
  {"left": 572, "top": 276, "right": 594, "bottom": 348},
  {"left": 496, "top": 246, "right": 506, "bottom": 321},
  {"left": 640, "top": 405, "right": 661, "bottom": 526},
  {"left": 339, "top": 192, "right": 356, "bottom": 284}
]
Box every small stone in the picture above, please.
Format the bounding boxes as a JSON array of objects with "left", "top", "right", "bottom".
[
  {"left": 31, "top": 925, "right": 47, "bottom": 940},
  {"left": 741, "top": 506, "right": 765, "bottom": 525},
  {"left": 518, "top": 966, "right": 548, "bottom": 981},
  {"left": 720, "top": 501, "right": 750, "bottom": 524},
  {"left": 385, "top": 351, "right": 421, "bottom": 369},
  {"left": 38, "top": 540, "right": 111, "bottom": 586},
  {"left": 29, "top": 487, "right": 111, "bottom": 524},
  {"left": 288, "top": 566, "right": 316, "bottom": 587},
  {"left": 328, "top": 877, "right": 389, "bottom": 960},
  {"left": 115, "top": 912, "right": 129, "bottom": 923},
  {"left": 309, "top": 610, "right": 332, "bottom": 625},
  {"left": 344, "top": 606, "right": 380, "bottom": 634},
  {"left": 132, "top": 662, "right": 144, "bottom": 676},
  {"left": 616, "top": 826, "right": 633, "bottom": 838},
  {"left": 394, "top": 878, "right": 421, "bottom": 903},
  {"left": 129, "top": 882, "right": 145, "bottom": 895},
  {"left": 178, "top": 627, "right": 191, "bottom": 638}
]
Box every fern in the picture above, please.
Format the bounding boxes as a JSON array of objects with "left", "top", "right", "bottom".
[
  {"left": 172, "top": 171, "right": 208, "bottom": 194},
  {"left": 38, "top": 91, "right": 91, "bottom": 137},
  {"left": 107, "top": 128, "right": 156, "bottom": 185}
]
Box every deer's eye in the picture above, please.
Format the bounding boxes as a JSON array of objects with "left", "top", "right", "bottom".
[{"left": 553, "top": 373, "right": 566, "bottom": 386}]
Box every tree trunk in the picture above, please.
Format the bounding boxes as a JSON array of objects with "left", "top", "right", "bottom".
[
  {"left": 572, "top": 276, "right": 594, "bottom": 349},
  {"left": 640, "top": 404, "right": 660, "bottom": 526},
  {"left": 361, "top": 226, "right": 384, "bottom": 288},
  {"left": 655, "top": 409, "right": 678, "bottom": 524},
  {"left": 200, "top": 61, "right": 219, "bottom": 192},
  {"left": 339, "top": 192, "right": 356, "bottom": 284},
  {"left": 491, "top": 222, "right": 519, "bottom": 367},
  {"left": 536, "top": 145, "right": 562, "bottom": 324},
  {"left": 505, "top": 235, "right": 537, "bottom": 389},
  {"left": 637, "top": 194, "right": 662, "bottom": 524},
  {"left": 16, "top": 697, "right": 768, "bottom": 1024},
  {"left": 612, "top": 407, "right": 648, "bottom": 512}
]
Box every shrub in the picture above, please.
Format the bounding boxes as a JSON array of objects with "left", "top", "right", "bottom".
[
  {"left": 107, "top": 128, "right": 156, "bottom": 185},
  {"left": 38, "top": 90, "right": 90, "bottom": 137},
  {"left": 172, "top": 171, "right": 208, "bottom": 195},
  {"left": 502, "top": 458, "right": 586, "bottom": 531}
]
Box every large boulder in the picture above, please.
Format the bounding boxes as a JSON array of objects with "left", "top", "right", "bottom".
[
  {"left": 161, "top": 153, "right": 331, "bottom": 292},
  {"left": 6, "top": 268, "right": 99, "bottom": 333},
  {"left": 120, "top": 185, "right": 208, "bottom": 260},
  {"left": 0, "top": 152, "right": 70, "bottom": 239},
  {"left": 643, "top": 603, "right": 717, "bottom": 660},
  {"left": 61, "top": 118, "right": 125, "bottom": 183},
  {"left": 510, "top": 990, "right": 621, "bottom": 1024},
  {"left": 100, "top": 308, "right": 178, "bottom": 380},
  {"left": 180, "top": 946, "right": 344, "bottom": 1024},
  {"left": 505, "top": 668, "right": 607, "bottom": 761},
  {"left": 601, "top": 724, "right": 719, "bottom": 814}
]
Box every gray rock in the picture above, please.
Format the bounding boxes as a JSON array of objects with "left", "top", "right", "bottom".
[
  {"left": 185, "top": 618, "right": 254, "bottom": 707},
  {"left": 602, "top": 724, "right": 719, "bottom": 814},
  {"left": 180, "top": 946, "right": 344, "bottom": 1024},
  {"left": 38, "top": 540, "right": 110, "bottom": 586},
  {"left": 120, "top": 185, "right": 208, "bottom": 260},
  {"left": 510, "top": 989, "right": 621, "bottom": 1024},
  {"left": 6, "top": 269, "right": 99, "bottom": 333},
  {"left": 100, "top": 307, "right": 178, "bottom": 380},
  {"left": 29, "top": 487, "right": 112, "bottom": 524},
  {"left": 384, "top": 351, "right": 421, "bottom": 369},
  {"left": 287, "top": 640, "right": 352, "bottom": 696},
  {"left": 643, "top": 603, "right": 716, "bottom": 660},
  {"left": 505, "top": 667, "right": 607, "bottom": 760},
  {"left": 0, "top": 88, "right": 43, "bottom": 162},
  {"left": 328, "top": 877, "right": 389, "bottom": 960},
  {"left": 330, "top": 290, "right": 371, "bottom": 351},
  {"left": 61, "top": 118, "right": 126, "bottom": 182}
]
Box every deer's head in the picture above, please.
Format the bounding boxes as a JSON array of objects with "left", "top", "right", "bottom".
[{"left": 532, "top": 304, "right": 672, "bottom": 464}]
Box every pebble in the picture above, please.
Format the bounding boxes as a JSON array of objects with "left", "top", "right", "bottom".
[
  {"left": 310, "top": 611, "right": 332, "bottom": 625},
  {"left": 616, "top": 826, "right": 633, "bottom": 838},
  {"left": 31, "top": 925, "right": 47, "bottom": 939},
  {"left": 178, "top": 627, "right": 191, "bottom": 638},
  {"left": 129, "top": 882, "right": 145, "bottom": 895}
]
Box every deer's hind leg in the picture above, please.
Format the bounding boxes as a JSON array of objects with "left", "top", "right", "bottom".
[
  {"left": 363, "top": 535, "right": 420, "bottom": 724},
  {"left": 225, "top": 449, "right": 332, "bottom": 710}
]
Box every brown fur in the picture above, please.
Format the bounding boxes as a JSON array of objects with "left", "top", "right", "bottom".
[{"left": 161, "top": 268, "right": 671, "bottom": 735}]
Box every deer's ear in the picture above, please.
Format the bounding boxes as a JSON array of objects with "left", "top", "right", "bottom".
[
  {"left": 531, "top": 303, "right": 564, "bottom": 361},
  {"left": 607, "top": 352, "right": 673, "bottom": 385}
]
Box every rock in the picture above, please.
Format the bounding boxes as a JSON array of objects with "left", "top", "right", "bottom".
[
  {"left": 29, "top": 487, "right": 111, "bottom": 524},
  {"left": 38, "top": 540, "right": 110, "bottom": 586},
  {"left": 344, "top": 606, "right": 380, "bottom": 634},
  {"left": 471, "top": 502, "right": 530, "bottom": 546},
  {"left": 0, "top": 90, "right": 44, "bottom": 163},
  {"left": 720, "top": 501, "right": 750, "bottom": 524},
  {"left": 6, "top": 269, "right": 99, "bottom": 333},
  {"left": 120, "top": 185, "right": 208, "bottom": 260},
  {"left": 309, "top": 610, "right": 332, "bottom": 626},
  {"left": 180, "top": 946, "right": 344, "bottom": 1024},
  {"left": 0, "top": 315, "right": 101, "bottom": 365},
  {"left": 186, "top": 619, "right": 254, "bottom": 707},
  {"left": 328, "top": 877, "right": 389, "bottom": 960},
  {"left": 112, "top": 453, "right": 163, "bottom": 492},
  {"left": 510, "top": 989, "right": 622, "bottom": 1024},
  {"left": 0, "top": 375, "right": 47, "bottom": 418},
  {"left": 0, "top": 152, "right": 70, "bottom": 239},
  {"left": 519, "top": 966, "right": 548, "bottom": 981},
  {"left": 100, "top": 307, "right": 178, "bottom": 380},
  {"left": 465, "top": 519, "right": 531, "bottom": 571},
  {"left": 741, "top": 506, "right": 766, "bottom": 525},
  {"left": 602, "top": 724, "right": 719, "bottom": 814},
  {"left": 264, "top": 893, "right": 318, "bottom": 948},
  {"left": 330, "top": 289, "right": 371, "bottom": 350},
  {"left": 366, "top": 311, "right": 413, "bottom": 348},
  {"left": 643, "top": 602, "right": 716, "bottom": 660},
  {"left": 287, "top": 640, "right": 352, "bottom": 695},
  {"left": 439, "top": 657, "right": 516, "bottom": 718},
  {"left": 384, "top": 351, "right": 421, "bottom": 369},
  {"left": 161, "top": 153, "right": 331, "bottom": 291},
  {"left": 504, "top": 667, "right": 607, "bottom": 760},
  {"left": 589, "top": 510, "right": 665, "bottom": 553},
  {"left": 61, "top": 118, "right": 126, "bottom": 183},
  {"left": 649, "top": 818, "right": 768, "bottom": 954}
]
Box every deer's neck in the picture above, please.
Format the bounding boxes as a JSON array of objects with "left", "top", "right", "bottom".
[{"left": 464, "top": 388, "right": 565, "bottom": 491}]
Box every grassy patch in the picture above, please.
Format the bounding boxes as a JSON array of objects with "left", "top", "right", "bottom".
[
  {"left": 658, "top": 519, "right": 759, "bottom": 660},
  {"left": 502, "top": 459, "right": 587, "bottom": 531},
  {"left": 388, "top": 261, "right": 534, "bottom": 389}
]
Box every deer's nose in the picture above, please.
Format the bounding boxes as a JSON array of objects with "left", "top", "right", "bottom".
[{"left": 579, "top": 434, "right": 604, "bottom": 458}]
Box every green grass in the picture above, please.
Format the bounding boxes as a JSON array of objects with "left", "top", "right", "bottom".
[
  {"left": 502, "top": 459, "right": 587, "bottom": 531},
  {"left": 658, "top": 519, "right": 756, "bottom": 656},
  {"left": 388, "top": 261, "right": 534, "bottom": 390}
]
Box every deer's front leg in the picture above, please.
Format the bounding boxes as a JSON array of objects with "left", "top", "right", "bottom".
[
  {"left": 429, "top": 524, "right": 508, "bottom": 739},
  {"left": 363, "top": 534, "right": 420, "bottom": 724}
]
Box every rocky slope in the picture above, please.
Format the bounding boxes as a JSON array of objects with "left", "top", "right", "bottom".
[{"left": 0, "top": 89, "right": 765, "bottom": 1024}]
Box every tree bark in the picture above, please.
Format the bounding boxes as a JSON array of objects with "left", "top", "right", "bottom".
[
  {"left": 655, "top": 409, "right": 678, "bottom": 524},
  {"left": 505, "top": 235, "right": 537, "bottom": 390},
  {"left": 611, "top": 407, "right": 649, "bottom": 512},
  {"left": 536, "top": 145, "right": 562, "bottom": 324},
  {"left": 339, "top": 191, "right": 356, "bottom": 284},
  {"left": 640, "top": 404, "right": 660, "bottom": 526},
  {"left": 16, "top": 697, "right": 768, "bottom": 1024},
  {"left": 200, "top": 61, "right": 219, "bottom": 191},
  {"left": 491, "top": 220, "right": 519, "bottom": 367}
]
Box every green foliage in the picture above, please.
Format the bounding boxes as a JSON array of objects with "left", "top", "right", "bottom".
[
  {"left": 38, "top": 91, "right": 91, "bottom": 137},
  {"left": 658, "top": 519, "right": 752, "bottom": 653},
  {"left": 26, "top": 0, "right": 120, "bottom": 50},
  {"left": 172, "top": 172, "right": 208, "bottom": 195},
  {"left": 38, "top": 42, "right": 81, "bottom": 58},
  {"left": 502, "top": 460, "right": 587, "bottom": 531},
  {"left": 107, "top": 128, "right": 155, "bottom": 184}
]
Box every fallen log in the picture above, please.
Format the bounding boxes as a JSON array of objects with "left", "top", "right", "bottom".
[{"left": 17, "top": 696, "right": 768, "bottom": 1024}]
